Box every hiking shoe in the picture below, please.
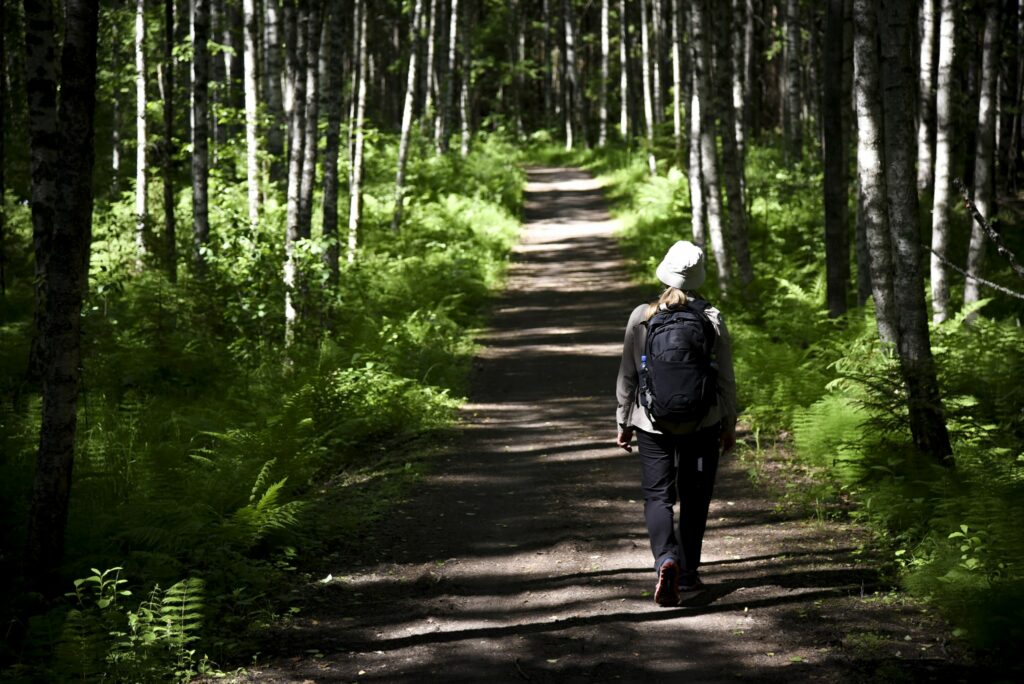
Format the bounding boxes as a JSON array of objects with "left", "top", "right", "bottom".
[
  {"left": 679, "top": 573, "right": 705, "bottom": 593},
  {"left": 654, "top": 559, "right": 680, "bottom": 607}
]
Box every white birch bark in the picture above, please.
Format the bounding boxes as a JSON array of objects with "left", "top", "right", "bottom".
[
  {"left": 929, "top": 0, "right": 956, "bottom": 323},
  {"left": 347, "top": 0, "right": 368, "bottom": 263},
  {"left": 917, "top": 0, "right": 937, "bottom": 194},
  {"left": 460, "top": 2, "right": 472, "bottom": 158},
  {"left": 242, "top": 0, "right": 259, "bottom": 229},
  {"left": 423, "top": 0, "right": 438, "bottom": 137},
  {"left": 964, "top": 0, "right": 1001, "bottom": 314},
  {"left": 135, "top": 0, "right": 147, "bottom": 259},
  {"left": 688, "top": 72, "right": 706, "bottom": 249},
  {"left": 640, "top": 0, "right": 657, "bottom": 174},
  {"left": 599, "top": 0, "right": 609, "bottom": 147},
  {"left": 440, "top": 0, "right": 459, "bottom": 154},
  {"left": 651, "top": 0, "right": 663, "bottom": 125},
  {"left": 671, "top": 0, "right": 682, "bottom": 154},
  {"left": 619, "top": 0, "right": 628, "bottom": 140},
  {"left": 392, "top": 0, "right": 425, "bottom": 231}
]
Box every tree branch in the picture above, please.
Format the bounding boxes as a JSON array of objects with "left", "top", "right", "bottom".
[
  {"left": 954, "top": 177, "right": 1024, "bottom": 280},
  {"left": 922, "top": 244, "right": 1024, "bottom": 302}
]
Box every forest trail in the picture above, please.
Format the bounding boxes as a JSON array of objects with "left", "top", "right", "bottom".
[{"left": 247, "top": 168, "right": 962, "bottom": 683}]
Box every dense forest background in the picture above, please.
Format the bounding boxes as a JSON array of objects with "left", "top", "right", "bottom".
[{"left": 1, "top": 0, "right": 1023, "bottom": 679}]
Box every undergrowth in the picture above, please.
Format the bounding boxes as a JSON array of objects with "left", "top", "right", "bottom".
[
  {"left": 555, "top": 139, "right": 1024, "bottom": 659},
  {"left": 1, "top": 132, "right": 522, "bottom": 681}
]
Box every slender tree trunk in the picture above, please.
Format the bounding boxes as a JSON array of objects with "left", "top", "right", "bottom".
[
  {"left": 392, "top": 0, "right": 424, "bottom": 231},
  {"left": 917, "top": 0, "right": 937, "bottom": 194},
  {"left": 162, "top": 0, "right": 176, "bottom": 282},
  {"left": 433, "top": 0, "right": 449, "bottom": 147},
  {"left": 513, "top": 0, "right": 525, "bottom": 135},
  {"left": 460, "top": 0, "right": 472, "bottom": 157},
  {"left": 423, "top": 0, "right": 438, "bottom": 137},
  {"left": 0, "top": 4, "right": 6, "bottom": 297},
  {"left": 265, "top": 0, "right": 286, "bottom": 185},
  {"left": 23, "top": 0, "right": 100, "bottom": 587},
  {"left": 112, "top": 25, "right": 122, "bottom": 194},
  {"left": 639, "top": 0, "right": 657, "bottom": 174},
  {"left": 191, "top": 0, "right": 210, "bottom": 269},
  {"left": 670, "top": 0, "right": 682, "bottom": 155},
  {"left": 619, "top": 0, "right": 629, "bottom": 140},
  {"left": 743, "top": 0, "right": 754, "bottom": 140},
  {"left": 693, "top": 0, "right": 730, "bottom": 292},
  {"left": 651, "top": 0, "right": 663, "bottom": 125},
  {"left": 563, "top": 0, "right": 581, "bottom": 149},
  {"left": 782, "top": 0, "right": 802, "bottom": 160},
  {"left": 439, "top": 0, "right": 458, "bottom": 153},
  {"left": 543, "top": 0, "right": 553, "bottom": 126},
  {"left": 929, "top": 0, "right": 956, "bottom": 324},
  {"left": 283, "top": 1, "right": 308, "bottom": 345},
  {"left": 321, "top": 2, "right": 342, "bottom": 282},
  {"left": 853, "top": 0, "right": 896, "bottom": 343},
  {"left": 299, "top": 0, "right": 323, "bottom": 239},
  {"left": 732, "top": 0, "right": 747, "bottom": 169},
  {"left": 822, "top": 0, "right": 850, "bottom": 316},
  {"left": 599, "top": 0, "right": 609, "bottom": 147},
  {"left": 998, "top": 0, "right": 1020, "bottom": 190},
  {"left": 688, "top": 69, "right": 706, "bottom": 250},
  {"left": 964, "top": 0, "right": 1001, "bottom": 316},
  {"left": 879, "top": 0, "right": 952, "bottom": 463},
  {"left": 135, "top": 0, "right": 148, "bottom": 261},
  {"left": 347, "top": 0, "right": 368, "bottom": 263},
  {"left": 242, "top": 0, "right": 259, "bottom": 230},
  {"left": 715, "top": 0, "right": 752, "bottom": 287}
]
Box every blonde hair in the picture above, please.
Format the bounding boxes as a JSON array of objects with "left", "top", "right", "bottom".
[{"left": 644, "top": 287, "right": 690, "bottom": 320}]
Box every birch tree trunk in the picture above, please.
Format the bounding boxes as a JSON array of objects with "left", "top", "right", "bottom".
[
  {"left": 599, "top": 0, "right": 609, "bottom": 147},
  {"left": 162, "top": 0, "right": 176, "bottom": 282},
  {"left": 732, "top": 0, "right": 747, "bottom": 168},
  {"left": 460, "top": 0, "right": 473, "bottom": 158},
  {"left": 265, "top": 0, "right": 286, "bottom": 185},
  {"left": 998, "top": 0, "right": 1020, "bottom": 190},
  {"left": 822, "top": 0, "right": 850, "bottom": 316},
  {"left": 670, "top": 0, "right": 682, "bottom": 155},
  {"left": 879, "top": 0, "right": 952, "bottom": 463},
  {"left": 543, "top": 0, "right": 553, "bottom": 125},
  {"left": 964, "top": 0, "right": 1001, "bottom": 315},
  {"left": 24, "top": 0, "right": 100, "bottom": 585},
  {"left": 917, "top": 0, "right": 937, "bottom": 194},
  {"left": 299, "top": 1, "right": 323, "bottom": 239},
  {"left": 423, "top": 0, "right": 438, "bottom": 137},
  {"left": 347, "top": 0, "right": 368, "bottom": 263},
  {"left": 242, "top": 0, "right": 260, "bottom": 230},
  {"left": 619, "top": 0, "right": 629, "bottom": 140},
  {"left": 191, "top": 0, "right": 210, "bottom": 268},
  {"left": 392, "top": 0, "right": 425, "bottom": 231},
  {"left": 782, "top": 0, "right": 803, "bottom": 160},
  {"left": 283, "top": 2, "right": 308, "bottom": 345},
  {"left": 688, "top": 69, "right": 706, "bottom": 249},
  {"left": 716, "top": 0, "right": 752, "bottom": 287},
  {"left": 135, "top": 0, "right": 148, "bottom": 260},
  {"left": 321, "top": 2, "right": 343, "bottom": 281},
  {"left": 433, "top": 0, "right": 449, "bottom": 148},
  {"left": 563, "top": 0, "right": 580, "bottom": 149},
  {"left": 693, "top": 0, "right": 731, "bottom": 292},
  {"left": 929, "top": 0, "right": 956, "bottom": 323},
  {"left": 440, "top": 0, "right": 458, "bottom": 153},
  {"left": 639, "top": 0, "right": 657, "bottom": 174},
  {"left": 651, "top": 0, "right": 663, "bottom": 125}
]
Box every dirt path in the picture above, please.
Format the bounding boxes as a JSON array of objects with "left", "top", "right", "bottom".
[{"left": 247, "top": 168, "right": 967, "bottom": 683}]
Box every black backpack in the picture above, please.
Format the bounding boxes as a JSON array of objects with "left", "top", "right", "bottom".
[{"left": 639, "top": 300, "right": 718, "bottom": 433}]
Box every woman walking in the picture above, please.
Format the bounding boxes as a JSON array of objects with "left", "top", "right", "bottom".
[{"left": 615, "top": 240, "right": 737, "bottom": 607}]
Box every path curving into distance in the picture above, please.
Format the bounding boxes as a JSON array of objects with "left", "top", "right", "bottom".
[{"left": 245, "top": 168, "right": 965, "bottom": 683}]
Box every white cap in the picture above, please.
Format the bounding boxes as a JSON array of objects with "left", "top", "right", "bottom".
[{"left": 655, "top": 240, "right": 706, "bottom": 291}]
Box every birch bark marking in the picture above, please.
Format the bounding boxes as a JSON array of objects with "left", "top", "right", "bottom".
[
  {"left": 693, "top": 0, "right": 731, "bottom": 292},
  {"left": 162, "top": 0, "right": 176, "bottom": 282},
  {"left": 24, "top": 0, "right": 100, "bottom": 583},
  {"left": 917, "top": 0, "right": 938, "bottom": 194},
  {"left": 459, "top": 0, "right": 473, "bottom": 158},
  {"left": 823, "top": 0, "right": 850, "bottom": 316},
  {"left": 135, "top": 0, "right": 148, "bottom": 260},
  {"left": 651, "top": 0, "right": 663, "bottom": 125},
  {"left": 964, "top": 0, "right": 1001, "bottom": 315},
  {"left": 599, "top": 0, "right": 609, "bottom": 147},
  {"left": 423, "top": 0, "right": 438, "bottom": 137},
  {"left": 688, "top": 70, "right": 706, "bottom": 249},
  {"left": 563, "top": 0, "right": 580, "bottom": 150},
  {"left": 879, "top": 0, "right": 952, "bottom": 462},
  {"left": 619, "top": 0, "right": 628, "bottom": 140},
  {"left": 242, "top": 0, "right": 260, "bottom": 229},
  {"left": 440, "top": 0, "right": 459, "bottom": 153},
  {"left": 392, "top": 0, "right": 424, "bottom": 231},
  {"left": 929, "top": 0, "right": 956, "bottom": 323},
  {"left": 670, "top": 0, "right": 682, "bottom": 155},
  {"left": 347, "top": 0, "right": 368, "bottom": 263},
  {"left": 639, "top": 0, "right": 657, "bottom": 174},
  {"left": 191, "top": 0, "right": 211, "bottom": 269}
]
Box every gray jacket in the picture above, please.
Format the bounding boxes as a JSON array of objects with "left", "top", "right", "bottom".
[{"left": 615, "top": 301, "right": 738, "bottom": 435}]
